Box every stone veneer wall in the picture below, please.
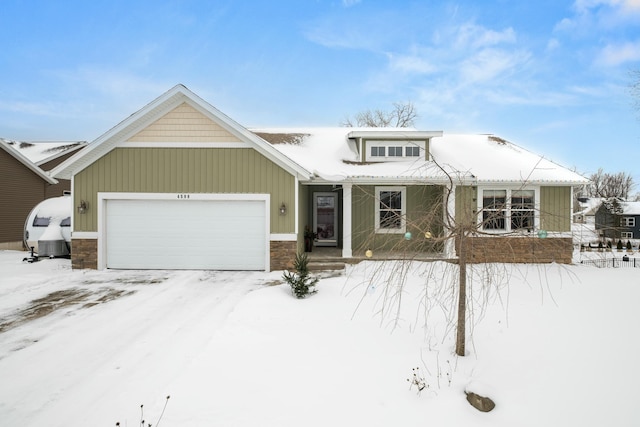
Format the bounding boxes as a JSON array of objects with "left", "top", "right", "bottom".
[
  {"left": 72, "top": 238, "right": 297, "bottom": 271},
  {"left": 457, "top": 236, "right": 573, "bottom": 264},
  {"left": 71, "top": 238, "right": 98, "bottom": 269},
  {"left": 270, "top": 240, "right": 297, "bottom": 271}
]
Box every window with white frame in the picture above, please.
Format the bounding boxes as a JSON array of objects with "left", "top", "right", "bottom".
[
  {"left": 388, "top": 146, "right": 403, "bottom": 157},
  {"left": 621, "top": 217, "right": 635, "bottom": 227},
  {"left": 405, "top": 146, "right": 420, "bottom": 157},
  {"left": 371, "top": 146, "right": 386, "bottom": 157},
  {"left": 482, "top": 190, "right": 506, "bottom": 230},
  {"left": 621, "top": 231, "right": 633, "bottom": 239},
  {"left": 481, "top": 189, "right": 536, "bottom": 232},
  {"left": 365, "top": 140, "right": 427, "bottom": 161},
  {"left": 375, "top": 186, "right": 406, "bottom": 233},
  {"left": 511, "top": 190, "right": 535, "bottom": 230}
]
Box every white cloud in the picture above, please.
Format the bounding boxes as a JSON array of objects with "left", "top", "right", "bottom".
[
  {"left": 455, "top": 24, "right": 517, "bottom": 49},
  {"left": 460, "top": 48, "right": 531, "bottom": 84},
  {"left": 596, "top": 41, "right": 640, "bottom": 66},
  {"left": 575, "top": 0, "right": 640, "bottom": 13},
  {"left": 546, "top": 38, "right": 561, "bottom": 51},
  {"left": 386, "top": 48, "right": 437, "bottom": 74}
]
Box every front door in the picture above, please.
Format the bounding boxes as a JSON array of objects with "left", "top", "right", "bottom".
[{"left": 313, "top": 192, "right": 337, "bottom": 247}]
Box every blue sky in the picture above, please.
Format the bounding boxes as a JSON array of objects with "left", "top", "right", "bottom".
[{"left": 2, "top": 0, "right": 640, "bottom": 181}]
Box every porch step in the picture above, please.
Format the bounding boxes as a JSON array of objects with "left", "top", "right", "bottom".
[{"left": 307, "top": 260, "right": 346, "bottom": 271}]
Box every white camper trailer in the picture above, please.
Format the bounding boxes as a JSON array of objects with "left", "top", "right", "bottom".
[{"left": 24, "top": 195, "right": 72, "bottom": 257}]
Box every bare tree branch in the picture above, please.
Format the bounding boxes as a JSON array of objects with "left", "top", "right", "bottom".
[{"left": 341, "top": 101, "right": 417, "bottom": 127}]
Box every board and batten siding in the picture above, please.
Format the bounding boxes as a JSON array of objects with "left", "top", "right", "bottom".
[
  {"left": 540, "top": 186, "right": 571, "bottom": 232},
  {"left": 73, "top": 147, "right": 295, "bottom": 233},
  {"left": 454, "top": 185, "right": 572, "bottom": 232},
  {"left": 351, "top": 184, "right": 443, "bottom": 253},
  {"left": 455, "top": 185, "right": 477, "bottom": 227}
]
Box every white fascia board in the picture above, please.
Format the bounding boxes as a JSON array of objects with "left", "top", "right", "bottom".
[
  {"left": 52, "top": 84, "right": 313, "bottom": 182},
  {"left": 348, "top": 130, "right": 443, "bottom": 139}
]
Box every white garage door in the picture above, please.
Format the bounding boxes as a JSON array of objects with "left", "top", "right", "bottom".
[{"left": 105, "top": 199, "right": 267, "bottom": 270}]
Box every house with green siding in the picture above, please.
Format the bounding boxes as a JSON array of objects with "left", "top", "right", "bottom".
[{"left": 52, "top": 84, "right": 588, "bottom": 271}]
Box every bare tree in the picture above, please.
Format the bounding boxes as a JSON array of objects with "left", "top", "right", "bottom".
[
  {"left": 351, "top": 160, "right": 572, "bottom": 358},
  {"left": 587, "top": 168, "right": 634, "bottom": 199},
  {"left": 341, "top": 101, "right": 417, "bottom": 128}
]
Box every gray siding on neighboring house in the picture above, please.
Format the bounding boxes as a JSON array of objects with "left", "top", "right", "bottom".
[{"left": 73, "top": 147, "right": 296, "bottom": 233}]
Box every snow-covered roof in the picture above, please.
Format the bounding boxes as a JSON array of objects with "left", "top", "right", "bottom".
[
  {"left": 252, "top": 128, "right": 588, "bottom": 185},
  {"left": 1, "top": 138, "right": 86, "bottom": 165},
  {"left": 620, "top": 201, "right": 640, "bottom": 215},
  {"left": 0, "top": 139, "right": 57, "bottom": 184},
  {"left": 51, "top": 84, "right": 312, "bottom": 181},
  {"left": 575, "top": 197, "right": 603, "bottom": 216}
]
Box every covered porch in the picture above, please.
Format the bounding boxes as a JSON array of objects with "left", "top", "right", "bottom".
[{"left": 297, "top": 182, "right": 449, "bottom": 263}]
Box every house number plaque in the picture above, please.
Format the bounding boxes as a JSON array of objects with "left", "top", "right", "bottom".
[{"left": 177, "top": 194, "right": 190, "bottom": 199}]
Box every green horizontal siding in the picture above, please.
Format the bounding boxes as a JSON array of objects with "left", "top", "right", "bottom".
[
  {"left": 540, "top": 186, "right": 571, "bottom": 232},
  {"left": 74, "top": 147, "right": 295, "bottom": 233}
]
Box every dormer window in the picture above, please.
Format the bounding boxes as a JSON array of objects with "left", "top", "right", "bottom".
[
  {"left": 366, "top": 141, "right": 428, "bottom": 162},
  {"left": 347, "top": 130, "right": 443, "bottom": 163},
  {"left": 388, "top": 147, "right": 403, "bottom": 156},
  {"left": 406, "top": 146, "right": 420, "bottom": 157},
  {"left": 371, "top": 146, "right": 386, "bottom": 157}
]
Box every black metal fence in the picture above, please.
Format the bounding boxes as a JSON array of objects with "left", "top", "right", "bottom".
[{"left": 580, "top": 257, "right": 640, "bottom": 268}]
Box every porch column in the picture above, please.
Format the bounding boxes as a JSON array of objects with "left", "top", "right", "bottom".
[
  {"left": 444, "top": 184, "right": 456, "bottom": 258},
  {"left": 342, "top": 183, "right": 353, "bottom": 258}
]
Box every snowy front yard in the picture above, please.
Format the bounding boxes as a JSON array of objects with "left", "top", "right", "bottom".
[{"left": 0, "top": 250, "right": 638, "bottom": 426}]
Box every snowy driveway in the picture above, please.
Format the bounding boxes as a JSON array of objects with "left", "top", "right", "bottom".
[{"left": 0, "top": 255, "right": 280, "bottom": 426}]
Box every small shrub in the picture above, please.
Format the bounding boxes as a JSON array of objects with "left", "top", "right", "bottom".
[
  {"left": 617, "top": 239, "right": 623, "bottom": 250},
  {"left": 283, "top": 252, "right": 318, "bottom": 298}
]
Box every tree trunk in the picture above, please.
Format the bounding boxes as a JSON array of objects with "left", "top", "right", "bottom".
[{"left": 456, "top": 235, "right": 467, "bottom": 356}]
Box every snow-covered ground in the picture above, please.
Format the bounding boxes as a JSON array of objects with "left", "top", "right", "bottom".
[{"left": 0, "top": 249, "right": 638, "bottom": 426}]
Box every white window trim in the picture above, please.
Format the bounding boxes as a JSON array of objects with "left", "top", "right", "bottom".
[
  {"left": 375, "top": 186, "right": 407, "bottom": 234},
  {"left": 621, "top": 217, "right": 635, "bottom": 227},
  {"left": 367, "top": 141, "right": 427, "bottom": 162},
  {"left": 478, "top": 187, "right": 540, "bottom": 234},
  {"left": 621, "top": 231, "right": 633, "bottom": 239}
]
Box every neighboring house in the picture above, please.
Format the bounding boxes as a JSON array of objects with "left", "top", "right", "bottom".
[
  {"left": 574, "top": 197, "right": 602, "bottom": 224},
  {"left": 52, "top": 84, "right": 588, "bottom": 271},
  {"left": 0, "top": 139, "right": 85, "bottom": 250},
  {"left": 595, "top": 199, "right": 640, "bottom": 241}
]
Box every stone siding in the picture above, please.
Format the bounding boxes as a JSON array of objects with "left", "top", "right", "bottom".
[
  {"left": 457, "top": 236, "right": 573, "bottom": 264},
  {"left": 270, "top": 240, "right": 297, "bottom": 271},
  {"left": 71, "top": 238, "right": 98, "bottom": 269}
]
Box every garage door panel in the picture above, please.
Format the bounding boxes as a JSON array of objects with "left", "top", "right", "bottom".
[{"left": 105, "top": 199, "right": 266, "bottom": 270}]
